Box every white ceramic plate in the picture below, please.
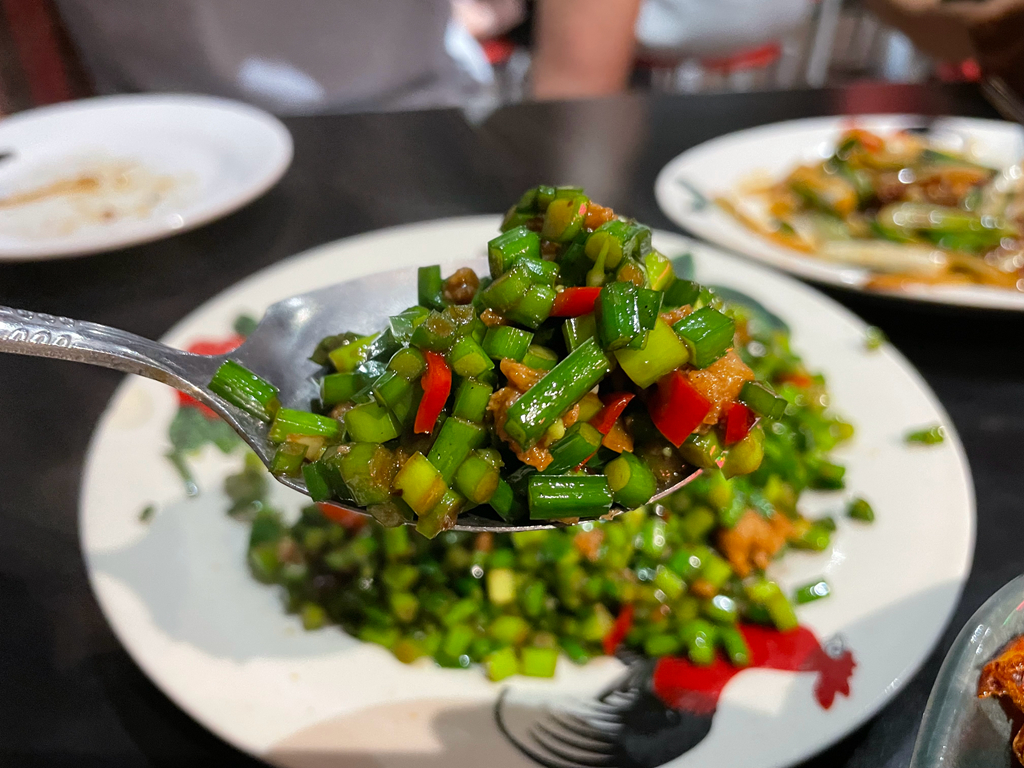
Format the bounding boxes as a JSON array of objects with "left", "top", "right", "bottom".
[
  {"left": 79, "top": 217, "right": 974, "bottom": 768},
  {"left": 0, "top": 94, "right": 292, "bottom": 260},
  {"left": 655, "top": 115, "right": 1024, "bottom": 310}
]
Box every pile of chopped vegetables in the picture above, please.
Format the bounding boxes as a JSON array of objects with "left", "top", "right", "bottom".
[
  {"left": 227, "top": 286, "right": 871, "bottom": 681},
  {"left": 209, "top": 186, "right": 791, "bottom": 534},
  {"left": 718, "top": 128, "right": 1024, "bottom": 290}
]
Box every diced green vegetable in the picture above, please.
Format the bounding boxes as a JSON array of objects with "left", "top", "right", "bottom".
[
  {"left": 680, "top": 619, "right": 717, "bottom": 666},
  {"left": 905, "top": 425, "right": 944, "bottom": 445},
  {"left": 864, "top": 326, "right": 887, "bottom": 351},
  {"left": 506, "top": 283, "right": 556, "bottom": 329},
  {"left": 541, "top": 195, "right": 588, "bottom": 243},
  {"left": 269, "top": 408, "right": 341, "bottom": 442},
  {"left": 427, "top": 417, "right": 488, "bottom": 484},
  {"left": 320, "top": 371, "right": 365, "bottom": 407},
  {"left": 595, "top": 281, "right": 644, "bottom": 351},
  {"left": 663, "top": 278, "right": 701, "bottom": 308},
  {"left": 745, "top": 578, "right": 798, "bottom": 631},
  {"left": 522, "top": 345, "right": 558, "bottom": 370},
  {"left": 394, "top": 452, "right": 447, "bottom": 516},
  {"left": 328, "top": 334, "right": 377, "bottom": 373},
  {"left": 644, "top": 251, "right": 674, "bottom": 290},
  {"left": 482, "top": 326, "right": 533, "bottom": 361},
  {"left": 488, "top": 226, "right": 541, "bottom": 277},
  {"left": 515, "top": 257, "right": 559, "bottom": 287},
  {"left": 520, "top": 646, "right": 559, "bottom": 677},
  {"left": 847, "top": 497, "right": 875, "bottom": 522},
  {"left": 545, "top": 422, "right": 603, "bottom": 474},
  {"left": 504, "top": 338, "right": 611, "bottom": 449},
  {"left": 410, "top": 310, "right": 457, "bottom": 352},
  {"left": 387, "top": 347, "right": 426, "bottom": 381},
  {"left": 795, "top": 579, "right": 831, "bottom": 604},
  {"left": 448, "top": 335, "right": 494, "bottom": 378},
  {"left": 452, "top": 377, "right": 492, "bottom": 423},
  {"left": 604, "top": 452, "right": 657, "bottom": 509},
  {"left": 719, "top": 626, "right": 751, "bottom": 666},
  {"left": 344, "top": 402, "right": 400, "bottom": 443},
  {"left": 209, "top": 360, "right": 280, "bottom": 422},
  {"left": 480, "top": 263, "right": 534, "bottom": 314},
  {"left": 416, "top": 489, "right": 463, "bottom": 538},
  {"left": 673, "top": 307, "right": 735, "bottom": 369},
  {"left": 271, "top": 442, "right": 307, "bottom": 476},
  {"left": 336, "top": 443, "right": 394, "bottom": 506},
  {"left": 486, "top": 647, "right": 519, "bottom": 681},
  {"left": 454, "top": 450, "right": 501, "bottom": 504},
  {"left": 388, "top": 307, "right": 430, "bottom": 344},
  {"left": 418, "top": 265, "right": 445, "bottom": 311},
  {"left": 562, "top": 313, "right": 597, "bottom": 351},
  {"left": 527, "top": 475, "right": 613, "bottom": 519},
  {"left": 738, "top": 381, "right": 787, "bottom": 419},
  {"left": 613, "top": 319, "right": 689, "bottom": 389}
]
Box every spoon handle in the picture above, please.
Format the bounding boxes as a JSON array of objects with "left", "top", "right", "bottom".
[{"left": 0, "top": 304, "right": 219, "bottom": 394}]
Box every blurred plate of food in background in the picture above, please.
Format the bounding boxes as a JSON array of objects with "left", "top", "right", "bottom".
[
  {"left": 655, "top": 115, "right": 1024, "bottom": 310},
  {"left": 0, "top": 93, "right": 292, "bottom": 260}
]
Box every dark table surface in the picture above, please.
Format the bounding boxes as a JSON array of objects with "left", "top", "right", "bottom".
[{"left": 1, "top": 82, "right": 1020, "bottom": 768}]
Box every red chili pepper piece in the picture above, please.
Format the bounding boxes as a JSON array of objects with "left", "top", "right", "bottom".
[
  {"left": 603, "top": 604, "right": 635, "bottom": 656},
  {"left": 414, "top": 351, "right": 452, "bottom": 434},
  {"left": 723, "top": 402, "right": 756, "bottom": 445},
  {"left": 550, "top": 286, "right": 602, "bottom": 317},
  {"left": 648, "top": 369, "right": 711, "bottom": 447},
  {"left": 186, "top": 336, "right": 245, "bottom": 356},
  {"left": 177, "top": 391, "right": 218, "bottom": 418},
  {"left": 317, "top": 502, "right": 367, "bottom": 530},
  {"left": 589, "top": 392, "right": 635, "bottom": 435}
]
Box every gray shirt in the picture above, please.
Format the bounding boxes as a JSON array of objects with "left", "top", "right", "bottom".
[{"left": 56, "top": 0, "right": 481, "bottom": 113}]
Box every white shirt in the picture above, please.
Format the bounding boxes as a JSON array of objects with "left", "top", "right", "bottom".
[
  {"left": 56, "top": 0, "right": 483, "bottom": 113},
  {"left": 636, "top": 0, "right": 814, "bottom": 58}
]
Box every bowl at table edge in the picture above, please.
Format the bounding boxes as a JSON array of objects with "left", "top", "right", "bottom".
[{"left": 911, "top": 574, "right": 1024, "bottom": 767}]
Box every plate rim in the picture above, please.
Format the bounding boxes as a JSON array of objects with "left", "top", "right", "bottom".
[
  {"left": 0, "top": 93, "right": 294, "bottom": 261},
  {"left": 77, "top": 215, "right": 977, "bottom": 767},
  {"left": 655, "top": 113, "right": 1024, "bottom": 311}
]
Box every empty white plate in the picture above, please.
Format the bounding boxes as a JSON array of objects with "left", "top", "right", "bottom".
[{"left": 0, "top": 94, "right": 292, "bottom": 260}]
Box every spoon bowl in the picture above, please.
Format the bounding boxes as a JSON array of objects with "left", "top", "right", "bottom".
[{"left": 0, "top": 258, "right": 700, "bottom": 531}]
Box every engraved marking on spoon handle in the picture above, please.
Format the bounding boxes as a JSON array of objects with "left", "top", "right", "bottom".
[
  {"left": 0, "top": 304, "right": 272, "bottom": 461},
  {"left": 0, "top": 304, "right": 204, "bottom": 387}
]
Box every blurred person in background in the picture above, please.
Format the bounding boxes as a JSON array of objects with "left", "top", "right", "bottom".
[
  {"left": 33, "top": 0, "right": 823, "bottom": 114},
  {"left": 526, "top": 0, "right": 815, "bottom": 99},
  {"left": 52, "top": 0, "right": 645, "bottom": 113},
  {"left": 529, "top": 0, "right": 642, "bottom": 100},
  {"left": 866, "top": 0, "right": 1024, "bottom": 99},
  {"left": 54, "top": 0, "right": 493, "bottom": 113},
  {"left": 634, "top": 0, "right": 814, "bottom": 63}
]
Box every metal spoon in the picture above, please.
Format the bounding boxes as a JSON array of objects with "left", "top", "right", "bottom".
[{"left": 0, "top": 259, "right": 700, "bottom": 532}]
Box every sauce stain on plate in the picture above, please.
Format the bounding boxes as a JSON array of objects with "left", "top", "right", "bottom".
[{"left": 0, "top": 156, "right": 194, "bottom": 239}]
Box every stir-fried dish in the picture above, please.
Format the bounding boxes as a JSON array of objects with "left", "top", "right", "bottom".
[
  {"left": 718, "top": 128, "right": 1024, "bottom": 291},
  {"left": 979, "top": 636, "right": 1024, "bottom": 765},
  {"left": 224, "top": 289, "right": 865, "bottom": 681},
  {"left": 209, "top": 187, "right": 792, "bottom": 535}
]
